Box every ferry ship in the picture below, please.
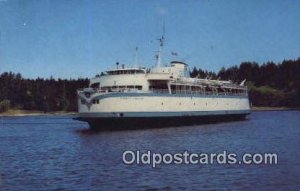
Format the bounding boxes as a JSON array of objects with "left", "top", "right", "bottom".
[{"left": 75, "top": 35, "right": 251, "bottom": 130}]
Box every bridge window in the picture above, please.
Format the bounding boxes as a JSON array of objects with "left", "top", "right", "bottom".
[
  {"left": 100, "top": 85, "right": 142, "bottom": 91},
  {"left": 107, "top": 69, "right": 145, "bottom": 75}
]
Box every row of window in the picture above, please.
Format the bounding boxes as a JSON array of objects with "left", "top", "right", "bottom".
[
  {"left": 170, "top": 85, "right": 246, "bottom": 94},
  {"left": 107, "top": 70, "right": 145, "bottom": 75},
  {"left": 100, "top": 86, "right": 143, "bottom": 91},
  {"left": 90, "top": 85, "right": 245, "bottom": 94}
]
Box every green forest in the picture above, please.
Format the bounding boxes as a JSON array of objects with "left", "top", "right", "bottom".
[
  {"left": 0, "top": 58, "right": 299, "bottom": 112},
  {"left": 190, "top": 58, "right": 300, "bottom": 108},
  {"left": 0, "top": 75, "right": 88, "bottom": 112}
]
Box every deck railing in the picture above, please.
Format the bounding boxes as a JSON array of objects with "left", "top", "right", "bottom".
[
  {"left": 78, "top": 87, "right": 248, "bottom": 97},
  {"left": 77, "top": 87, "right": 143, "bottom": 94},
  {"left": 150, "top": 88, "right": 247, "bottom": 97}
]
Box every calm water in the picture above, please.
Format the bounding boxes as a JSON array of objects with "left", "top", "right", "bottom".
[{"left": 0, "top": 111, "right": 300, "bottom": 190}]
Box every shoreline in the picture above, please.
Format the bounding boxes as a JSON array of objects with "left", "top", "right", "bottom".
[
  {"left": 1, "top": 107, "right": 299, "bottom": 117},
  {"left": 250, "top": 106, "right": 300, "bottom": 111},
  {"left": 0, "top": 109, "right": 76, "bottom": 117}
]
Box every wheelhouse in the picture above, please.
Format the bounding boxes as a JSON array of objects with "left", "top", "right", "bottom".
[{"left": 105, "top": 68, "right": 146, "bottom": 75}]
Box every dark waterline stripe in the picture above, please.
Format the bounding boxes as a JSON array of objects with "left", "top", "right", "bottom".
[{"left": 78, "top": 110, "right": 251, "bottom": 118}]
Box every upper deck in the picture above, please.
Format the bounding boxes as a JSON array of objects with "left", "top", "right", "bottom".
[{"left": 80, "top": 61, "right": 248, "bottom": 98}]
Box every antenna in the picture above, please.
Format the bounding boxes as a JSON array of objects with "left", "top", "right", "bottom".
[
  {"left": 134, "top": 47, "right": 138, "bottom": 68},
  {"left": 161, "top": 21, "right": 165, "bottom": 47},
  {"left": 162, "top": 21, "right": 165, "bottom": 42}
]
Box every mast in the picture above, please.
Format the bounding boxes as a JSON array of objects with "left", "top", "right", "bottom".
[
  {"left": 134, "top": 47, "right": 138, "bottom": 68},
  {"left": 156, "top": 23, "right": 165, "bottom": 68}
]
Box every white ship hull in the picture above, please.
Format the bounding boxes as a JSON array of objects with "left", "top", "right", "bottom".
[{"left": 75, "top": 92, "right": 250, "bottom": 130}]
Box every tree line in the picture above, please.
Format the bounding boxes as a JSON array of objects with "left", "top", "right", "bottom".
[
  {"left": 191, "top": 58, "right": 300, "bottom": 107},
  {"left": 0, "top": 58, "right": 299, "bottom": 112},
  {"left": 0, "top": 74, "right": 88, "bottom": 112}
]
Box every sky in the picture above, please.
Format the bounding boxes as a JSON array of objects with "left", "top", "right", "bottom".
[{"left": 0, "top": 0, "right": 299, "bottom": 79}]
